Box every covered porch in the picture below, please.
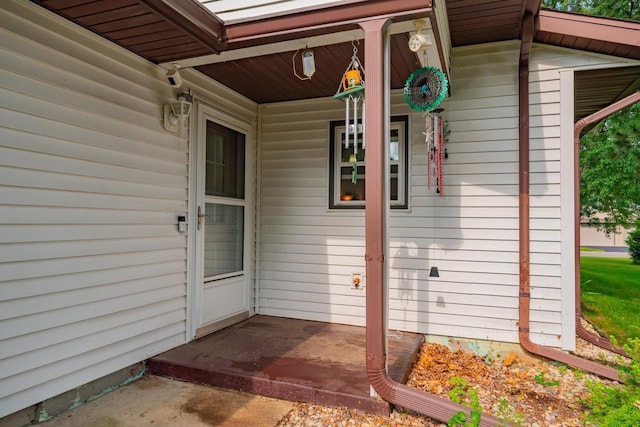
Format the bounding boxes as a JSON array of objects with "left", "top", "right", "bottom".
[{"left": 148, "top": 315, "right": 424, "bottom": 415}]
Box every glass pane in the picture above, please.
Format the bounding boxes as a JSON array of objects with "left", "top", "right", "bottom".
[
  {"left": 205, "top": 121, "right": 245, "bottom": 198},
  {"left": 390, "top": 177, "right": 398, "bottom": 201},
  {"left": 204, "top": 203, "right": 243, "bottom": 278},
  {"left": 340, "top": 166, "right": 365, "bottom": 201},
  {"left": 389, "top": 129, "right": 399, "bottom": 161},
  {"left": 341, "top": 136, "right": 365, "bottom": 162}
]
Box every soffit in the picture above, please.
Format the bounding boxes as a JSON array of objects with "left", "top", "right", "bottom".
[
  {"left": 30, "top": 0, "right": 224, "bottom": 63},
  {"left": 197, "top": 34, "right": 421, "bottom": 104},
  {"left": 445, "top": 0, "right": 528, "bottom": 47},
  {"left": 534, "top": 9, "right": 640, "bottom": 122},
  {"left": 28, "top": 0, "right": 639, "bottom": 111},
  {"left": 574, "top": 66, "right": 640, "bottom": 121},
  {"left": 30, "top": 0, "right": 431, "bottom": 104}
]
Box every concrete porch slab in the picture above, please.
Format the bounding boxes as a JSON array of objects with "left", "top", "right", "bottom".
[{"left": 148, "top": 315, "right": 424, "bottom": 415}]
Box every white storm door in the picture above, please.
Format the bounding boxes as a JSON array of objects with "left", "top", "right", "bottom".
[{"left": 194, "top": 110, "right": 250, "bottom": 336}]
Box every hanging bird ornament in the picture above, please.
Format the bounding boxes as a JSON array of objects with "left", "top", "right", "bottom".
[{"left": 334, "top": 40, "right": 365, "bottom": 183}]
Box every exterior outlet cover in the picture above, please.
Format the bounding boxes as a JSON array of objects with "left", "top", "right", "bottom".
[{"left": 351, "top": 272, "right": 363, "bottom": 289}]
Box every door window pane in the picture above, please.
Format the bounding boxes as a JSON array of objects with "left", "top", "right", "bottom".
[
  {"left": 205, "top": 122, "right": 245, "bottom": 199},
  {"left": 204, "top": 203, "right": 244, "bottom": 278}
]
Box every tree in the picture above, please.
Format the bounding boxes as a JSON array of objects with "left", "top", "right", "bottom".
[
  {"left": 544, "top": 0, "right": 640, "bottom": 235},
  {"left": 542, "top": 0, "right": 640, "bottom": 21},
  {"left": 580, "top": 104, "right": 640, "bottom": 234}
]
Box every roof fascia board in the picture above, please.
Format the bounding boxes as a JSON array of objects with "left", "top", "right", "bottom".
[
  {"left": 161, "top": 20, "right": 427, "bottom": 68},
  {"left": 224, "top": 0, "right": 432, "bottom": 43},
  {"left": 203, "top": 0, "right": 367, "bottom": 25},
  {"left": 139, "top": 0, "right": 225, "bottom": 53},
  {"left": 539, "top": 9, "right": 640, "bottom": 48}
]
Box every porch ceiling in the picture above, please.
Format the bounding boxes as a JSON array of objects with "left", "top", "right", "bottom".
[
  {"left": 574, "top": 66, "right": 640, "bottom": 121},
  {"left": 29, "top": 0, "right": 639, "bottom": 114},
  {"left": 31, "top": 0, "right": 224, "bottom": 63},
  {"left": 445, "top": 0, "right": 528, "bottom": 47},
  {"left": 196, "top": 35, "right": 420, "bottom": 103}
]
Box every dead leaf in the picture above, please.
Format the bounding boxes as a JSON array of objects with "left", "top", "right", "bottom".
[{"left": 503, "top": 351, "right": 518, "bottom": 367}]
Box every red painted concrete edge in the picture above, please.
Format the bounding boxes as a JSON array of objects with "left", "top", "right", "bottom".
[{"left": 147, "top": 359, "right": 392, "bottom": 415}]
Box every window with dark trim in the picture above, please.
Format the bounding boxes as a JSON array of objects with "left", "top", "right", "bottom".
[{"left": 329, "top": 115, "right": 409, "bottom": 209}]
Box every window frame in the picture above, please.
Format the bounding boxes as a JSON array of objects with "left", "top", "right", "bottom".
[{"left": 329, "top": 115, "right": 409, "bottom": 209}]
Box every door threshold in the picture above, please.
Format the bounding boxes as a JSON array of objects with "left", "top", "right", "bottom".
[{"left": 195, "top": 311, "right": 250, "bottom": 339}]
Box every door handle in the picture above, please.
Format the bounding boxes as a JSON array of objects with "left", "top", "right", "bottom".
[{"left": 197, "top": 206, "right": 206, "bottom": 230}]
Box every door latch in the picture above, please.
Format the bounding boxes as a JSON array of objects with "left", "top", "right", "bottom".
[{"left": 197, "top": 206, "right": 206, "bottom": 230}]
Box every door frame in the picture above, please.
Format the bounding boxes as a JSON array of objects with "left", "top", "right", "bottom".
[{"left": 186, "top": 99, "right": 256, "bottom": 341}]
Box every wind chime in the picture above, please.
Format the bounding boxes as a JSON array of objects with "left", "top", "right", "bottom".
[
  {"left": 426, "top": 111, "right": 445, "bottom": 194},
  {"left": 334, "top": 40, "right": 365, "bottom": 184},
  {"left": 404, "top": 60, "right": 449, "bottom": 277},
  {"left": 404, "top": 65, "right": 449, "bottom": 194}
]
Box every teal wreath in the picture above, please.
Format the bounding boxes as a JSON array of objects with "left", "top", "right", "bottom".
[{"left": 403, "top": 66, "right": 448, "bottom": 112}]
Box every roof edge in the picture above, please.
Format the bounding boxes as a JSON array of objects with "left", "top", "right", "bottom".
[
  {"left": 224, "top": 0, "right": 432, "bottom": 43},
  {"left": 538, "top": 9, "right": 640, "bottom": 48},
  {"left": 139, "top": 0, "right": 226, "bottom": 53}
]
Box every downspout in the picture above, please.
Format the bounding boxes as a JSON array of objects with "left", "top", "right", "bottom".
[
  {"left": 574, "top": 92, "right": 640, "bottom": 357},
  {"left": 517, "top": 11, "right": 623, "bottom": 382},
  {"left": 361, "top": 18, "right": 503, "bottom": 427}
]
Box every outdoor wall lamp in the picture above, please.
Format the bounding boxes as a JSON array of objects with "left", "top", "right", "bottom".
[
  {"left": 293, "top": 47, "right": 315, "bottom": 80},
  {"left": 163, "top": 92, "right": 192, "bottom": 137}
]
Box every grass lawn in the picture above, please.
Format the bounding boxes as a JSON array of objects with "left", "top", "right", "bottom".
[
  {"left": 580, "top": 246, "right": 604, "bottom": 252},
  {"left": 581, "top": 257, "right": 640, "bottom": 343}
]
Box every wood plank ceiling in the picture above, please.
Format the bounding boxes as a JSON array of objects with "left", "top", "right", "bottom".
[
  {"left": 29, "top": 0, "right": 640, "bottom": 117},
  {"left": 445, "top": 0, "right": 526, "bottom": 47},
  {"left": 198, "top": 35, "right": 419, "bottom": 104},
  {"left": 32, "top": 0, "right": 221, "bottom": 63}
]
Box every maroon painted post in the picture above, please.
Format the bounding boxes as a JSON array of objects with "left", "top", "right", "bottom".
[
  {"left": 362, "top": 17, "right": 388, "bottom": 385},
  {"left": 360, "top": 18, "right": 503, "bottom": 427}
]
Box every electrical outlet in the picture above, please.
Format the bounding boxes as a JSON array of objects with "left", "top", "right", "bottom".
[{"left": 351, "top": 272, "right": 363, "bottom": 289}]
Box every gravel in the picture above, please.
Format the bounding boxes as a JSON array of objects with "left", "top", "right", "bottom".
[{"left": 276, "top": 319, "right": 627, "bottom": 427}]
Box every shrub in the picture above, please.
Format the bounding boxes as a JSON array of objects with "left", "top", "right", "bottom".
[
  {"left": 583, "top": 338, "right": 640, "bottom": 426},
  {"left": 627, "top": 225, "right": 640, "bottom": 265}
]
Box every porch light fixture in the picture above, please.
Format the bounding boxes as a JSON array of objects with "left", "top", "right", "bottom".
[
  {"left": 293, "top": 48, "right": 315, "bottom": 80},
  {"left": 163, "top": 92, "right": 192, "bottom": 137},
  {"left": 408, "top": 31, "right": 432, "bottom": 52},
  {"left": 408, "top": 19, "right": 432, "bottom": 52}
]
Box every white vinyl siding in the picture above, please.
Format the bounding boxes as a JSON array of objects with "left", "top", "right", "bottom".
[
  {"left": 0, "top": 0, "right": 256, "bottom": 418},
  {"left": 257, "top": 41, "right": 636, "bottom": 348},
  {"left": 257, "top": 43, "right": 527, "bottom": 343},
  {"left": 259, "top": 41, "right": 628, "bottom": 348},
  {"left": 393, "top": 43, "right": 524, "bottom": 344},
  {"left": 258, "top": 97, "right": 367, "bottom": 325},
  {"left": 528, "top": 44, "right": 638, "bottom": 349}
]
